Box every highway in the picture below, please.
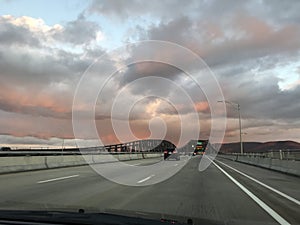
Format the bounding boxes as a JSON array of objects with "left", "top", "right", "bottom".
[{"left": 0, "top": 155, "right": 299, "bottom": 224}]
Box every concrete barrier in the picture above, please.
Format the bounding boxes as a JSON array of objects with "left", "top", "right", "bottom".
[
  {"left": 0, "top": 156, "right": 47, "bottom": 173},
  {"left": 129, "top": 153, "right": 138, "bottom": 160},
  {"left": 91, "top": 154, "right": 118, "bottom": 164},
  {"left": 218, "top": 154, "right": 300, "bottom": 177},
  {"left": 145, "top": 153, "right": 163, "bottom": 158},
  {"left": 0, "top": 153, "right": 163, "bottom": 174},
  {"left": 217, "top": 154, "right": 237, "bottom": 161},
  {"left": 269, "top": 159, "right": 300, "bottom": 176},
  {"left": 45, "top": 155, "right": 87, "bottom": 168},
  {"left": 117, "top": 154, "right": 131, "bottom": 161}
]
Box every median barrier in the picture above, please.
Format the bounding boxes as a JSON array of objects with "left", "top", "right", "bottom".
[
  {"left": 0, "top": 153, "right": 163, "bottom": 174},
  {"left": 137, "top": 153, "right": 144, "bottom": 159},
  {"left": 0, "top": 156, "right": 47, "bottom": 173},
  {"left": 91, "top": 154, "right": 117, "bottom": 164},
  {"left": 117, "top": 153, "right": 131, "bottom": 161},
  {"left": 45, "top": 155, "right": 87, "bottom": 168},
  {"left": 129, "top": 153, "right": 139, "bottom": 160},
  {"left": 145, "top": 153, "right": 163, "bottom": 158}
]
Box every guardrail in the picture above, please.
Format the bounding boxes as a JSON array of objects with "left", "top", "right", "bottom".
[
  {"left": 218, "top": 152, "right": 300, "bottom": 177},
  {"left": 263, "top": 150, "right": 299, "bottom": 160},
  {"left": 0, "top": 152, "right": 163, "bottom": 174}
]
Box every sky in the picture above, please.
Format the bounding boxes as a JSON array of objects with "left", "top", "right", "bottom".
[{"left": 0, "top": 0, "right": 300, "bottom": 148}]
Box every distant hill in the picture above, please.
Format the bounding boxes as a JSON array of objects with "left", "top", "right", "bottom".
[{"left": 220, "top": 140, "right": 300, "bottom": 153}]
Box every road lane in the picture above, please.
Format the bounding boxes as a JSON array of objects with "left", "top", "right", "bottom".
[
  {"left": 215, "top": 158, "right": 300, "bottom": 205},
  {"left": 208, "top": 157, "right": 290, "bottom": 225},
  {"left": 0, "top": 157, "right": 162, "bottom": 190},
  {"left": 0, "top": 155, "right": 298, "bottom": 224},
  {"left": 137, "top": 174, "right": 155, "bottom": 184},
  {"left": 89, "top": 155, "right": 189, "bottom": 185},
  {"left": 214, "top": 156, "right": 300, "bottom": 224},
  {"left": 37, "top": 174, "right": 80, "bottom": 184},
  {"left": 216, "top": 156, "right": 300, "bottom": 200}
]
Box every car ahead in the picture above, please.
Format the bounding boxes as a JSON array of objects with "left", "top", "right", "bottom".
[{"left": 164, "top": 148, "right": 180, "bottom": 160}]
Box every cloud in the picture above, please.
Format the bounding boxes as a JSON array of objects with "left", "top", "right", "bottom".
[
  {"left": 144, "top": 15, "right": 300, "bottom": 68},
  {"left": 52, "top": 14, "right": 102, "bottom": 45},
  {"left": 0, "top": 110, "right": 74, "bottom": 140},
  {"left": 0, "top": 15, "right": 108, "bottom": 133},
  {"left": 0, "top": 16, "right": 41, "bottom": 47},
  {"left": 0, "top": 14, "right": 104, "bottom": 47},
  {"left": 0, "top": 84, "right": 72, "bottom": 119},
  {"left": 1, "top": 1, "right": 300, "bottom": 145},
  {"left": 88, "top": 0, "right": 194, "bottom": 21}
]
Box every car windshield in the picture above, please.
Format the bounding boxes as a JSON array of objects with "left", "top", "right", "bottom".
[{"left": 0, "top": 1, "right": 299, "bottom": 225}]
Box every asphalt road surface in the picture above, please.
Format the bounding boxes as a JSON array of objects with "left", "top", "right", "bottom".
[{"left": 0, "top": 155, "right": 299, "bottom": 224}]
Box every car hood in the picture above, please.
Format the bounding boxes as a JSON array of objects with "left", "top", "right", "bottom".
[{"left": 0, "top": 208, "right": 229, "bottom": 225}]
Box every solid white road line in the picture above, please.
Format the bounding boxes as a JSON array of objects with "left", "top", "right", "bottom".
[
  {"left": 137, "top": 175, "right": 155, "bottom": 184},
  {"left": 37, "top": 175, "right": 79, "bottom": 184},
  {"left": 207, "top": 157, "right": 290, "bottom": 225},
  {"left": 215, "top": 159, "right": 300, "bottom": 206}
]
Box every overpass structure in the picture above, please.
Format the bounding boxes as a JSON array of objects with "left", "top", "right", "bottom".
[
  {"left": 1, "top": 139, "right": 176, "bottom": 155},
  {"left": 104, "top": 139, "right": 176, "bottom": 153}
]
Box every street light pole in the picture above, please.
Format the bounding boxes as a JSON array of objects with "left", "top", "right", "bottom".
[
  {"left": 237, "top": 103, "right": 243, "bottom": 154},
  {"left": 218, "top": 100, "right": 243, "bottom": 154}
]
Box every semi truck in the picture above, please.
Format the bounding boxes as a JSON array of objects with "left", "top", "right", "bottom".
[{"left": 192, "top": 140, "right": 208, "bottom": 156}]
